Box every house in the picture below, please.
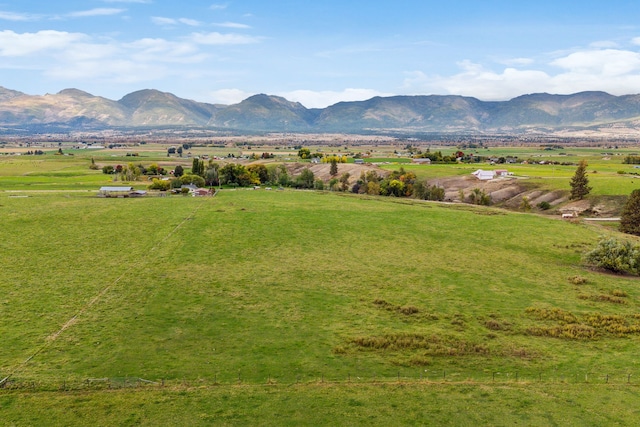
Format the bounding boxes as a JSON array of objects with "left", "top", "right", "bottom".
[
  {"left": 412, "top": 158, "right": 431, "bottom": 164},
  {"left": 98, "top": 186, "right": 133, "bottom": 197},
  {"left": 471, "top": 170, "right": 496, "bottom": 181},
  {"left": 354, "top": 159, "right": 365, "bottom": 164},
  {"left": 494, "top": 169, "right": 509, "bottom": 177}
]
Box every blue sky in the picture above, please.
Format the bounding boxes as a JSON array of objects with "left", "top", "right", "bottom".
[{"left": 2, "top": 1, "right": 640, "bottom": 107}]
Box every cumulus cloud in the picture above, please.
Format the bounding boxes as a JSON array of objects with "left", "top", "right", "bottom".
[
  {"left": 402, "top": 45, "right": 640, "bottom": 100},
  {"left": 551, "top": 49, "right": 640, "bottom": 76}
]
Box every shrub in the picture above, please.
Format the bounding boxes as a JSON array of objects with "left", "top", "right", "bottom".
[
  {"left": 537, "top": 201, "right": 551, "bottom": 210},
  {"left": 584, "top": 237, "right": 640, "bottom": 275}
]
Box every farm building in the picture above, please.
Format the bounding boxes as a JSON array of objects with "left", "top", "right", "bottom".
[
  {"left": 471, "top": 170, "right": 496, "bottom": 180},
  {"left": 412, "top": 158, "right": 432, "bottom": 164},
  {"left": 98, "top": 186, "right": 133, "bottom": 197}
]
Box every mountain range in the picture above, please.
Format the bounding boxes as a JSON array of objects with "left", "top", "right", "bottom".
[{"left": 2, "top": 86, "right": 640, "bottom": 135}]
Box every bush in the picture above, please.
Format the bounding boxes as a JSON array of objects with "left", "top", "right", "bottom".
[
  {"left": 537, "top": 201, "right": 551, "bottom": 210},
  {"left": 584, "top": 237, "right": 640, "bottom": 275}
]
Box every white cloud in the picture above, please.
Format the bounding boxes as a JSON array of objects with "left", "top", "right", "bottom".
[
  {"left": 210, "top": 4, "right": 228, "bottom": 11},
  {"left": 499, "top": 57, "right": 535, "bottom": 67},
  {"left": 0, "top": 30, "right": 87, "bottom": 57},
  {"left": 402, "top": 46, "right": 640, "bottom": 100},
  {"left": 152, "top": 17, "right": 202, "bottom": 27},
  {"left": 151, "top": 16, "right": 177, "bottom": 26},
  {"left": 102, "top": 0, "right": 151, "bottom": 3},
  {"left": 0, "top": 11, "right": 41, "bottom": 21},
  {"left": 68, "top": 8, "right": 126, "bottom": 18},
  {"left": 214, "top": 22, "right": 251, "bottom": 29},
  {"left": 190, "top": 32, "right": 262, "bottom": 45},
  {"left": 179, "top": 18, "right": 201, "bottom": 26},
  {"left": 124, "top": 38, "right": 205, "bottom": 63},
  {"left": 551, "top": 49, "right": 640, "bottom": 76}
]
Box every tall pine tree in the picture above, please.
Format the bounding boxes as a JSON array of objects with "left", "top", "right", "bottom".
[
  {"left": 620, "top": 189, "right": 640, "bottom": 236},
  {"left": 330, "top": 158, "right": 338, "bottom": 176},
  {"left": 569, "top": 160, "right": 592, "bottom": 200}
]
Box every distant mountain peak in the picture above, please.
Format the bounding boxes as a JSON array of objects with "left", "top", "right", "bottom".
[{"left": 57, "top": 88, "right": 94, "bottom": 97}]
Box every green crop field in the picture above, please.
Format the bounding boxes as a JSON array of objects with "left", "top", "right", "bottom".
[{"left": 2, "top": 146, "right": 640, "bottom": 425}]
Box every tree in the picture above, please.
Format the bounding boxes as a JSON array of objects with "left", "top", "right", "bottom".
[
  {"left": 180, "top": 174, "right": 206, "bottom": 188},
  {"left": 339, "top": 172, "right": 351, "bottom": 192},
  {"left": 192, "top": 158, "right": 204, "bottom": 176},
  {"left": 295, "top": 168, "right": 315, "bottom": 188},
  {"left": 569, "top": 160, "right": 592, "bottom": 200},
  {"left": 330, "top": 158, "right": 338, "bottom": 176},
  {"left": 204, "top": 162, "right": 220, "bottom": 187},
  {"left": 174, "top": 165, "right": 184, "bottom": 177},
  {"left": 298, "top": 148, "right": 311, "bottom": 159},
  {"left": 247, "top": 164, "right": 269, "bottom": 184},
  {"left": 620, "top": 189, "right": 640, "bottom": 236}
]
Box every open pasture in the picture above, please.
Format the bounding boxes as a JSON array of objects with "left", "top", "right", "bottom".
[{"left": 2, "top": 185, "right": 640, "bottom": 424}]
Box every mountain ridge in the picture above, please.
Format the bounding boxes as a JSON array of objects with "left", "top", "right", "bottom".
[{"left": 2, "top": 86, "right": 640, "bottom": 134}]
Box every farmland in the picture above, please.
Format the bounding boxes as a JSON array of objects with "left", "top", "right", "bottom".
[{"left": 2, "top": 142, "right": 640, "bottom": 425}]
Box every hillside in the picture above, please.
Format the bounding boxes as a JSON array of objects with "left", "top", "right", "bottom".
[{"left": 3, "top": 86, "right": 640, "bottom": 134}]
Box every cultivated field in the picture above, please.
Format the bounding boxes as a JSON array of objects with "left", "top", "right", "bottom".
[{"left": 2, "top": 143, "right": 640, "bottom": 425}]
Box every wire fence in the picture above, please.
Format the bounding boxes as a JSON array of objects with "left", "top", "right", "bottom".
[{"left": 1, "top": 370, "right": 638, "bottom": 392}]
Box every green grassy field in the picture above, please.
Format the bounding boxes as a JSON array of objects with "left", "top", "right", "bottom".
[
  {"left": 2, "top": 187, "right": 640, "bottom": 424},
  {"left": 2, "top": 145, "right": 640, "bottom": 424}
]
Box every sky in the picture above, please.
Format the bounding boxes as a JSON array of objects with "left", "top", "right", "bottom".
[{"left": 3, "top": 1, "right": 640, "bottom": 108}]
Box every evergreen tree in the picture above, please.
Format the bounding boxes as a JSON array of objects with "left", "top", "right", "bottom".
[
  {"left": 620, "top": 189, "right": 640, "bottom": 236},
  {"left": 330, "top": 158, "right": 338, "bottom": 176},
  {"left": 569, "top": 160, "right": 592, "bottom": 200}
]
